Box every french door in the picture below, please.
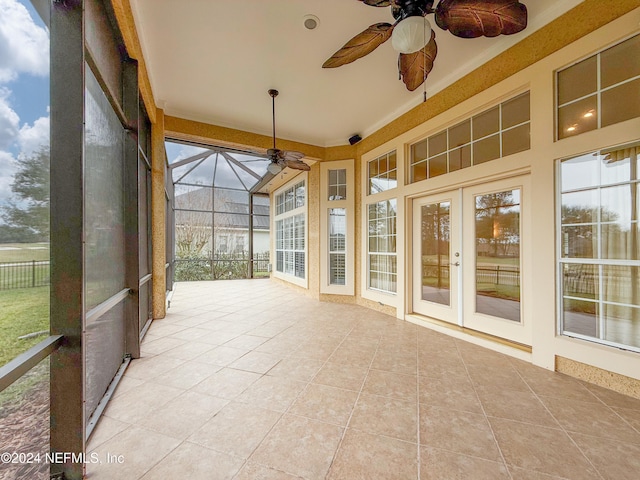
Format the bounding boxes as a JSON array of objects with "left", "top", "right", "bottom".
[{"left": 412, "top": 176, "right": 532, "bottom": 345}]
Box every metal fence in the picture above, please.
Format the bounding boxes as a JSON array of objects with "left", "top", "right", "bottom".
[
  {"left": 174, "top": 252, "right": 270, "bottom": 281},
  {"left": 423, "top": 264, "right": 520, "bottom": 287},
  {"left": 0, "top": 260, "right": 50, "bottom": 290}
]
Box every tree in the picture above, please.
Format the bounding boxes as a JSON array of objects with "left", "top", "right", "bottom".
[{"left": 0, "top": 145, "right": 50, "bottom": 242}]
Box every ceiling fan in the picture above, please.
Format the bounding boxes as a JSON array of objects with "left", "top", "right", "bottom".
[
  {"left": 266, "top": 89, "right": 309, "bottom": 174},
  {"left": 323, "top": 0, "right": 528, "bottom": 92}
]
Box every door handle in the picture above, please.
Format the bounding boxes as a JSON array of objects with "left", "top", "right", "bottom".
[{"left": 451, "top": 262, "right": 460, "bottom": 267}]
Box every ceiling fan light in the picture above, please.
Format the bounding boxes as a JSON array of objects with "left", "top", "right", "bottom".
[
  {"left": 391, "top": 16, "right": 431, "bottom": 54},
  {"left": 267, "top": 162, "right": 282, "bottom": 175}
]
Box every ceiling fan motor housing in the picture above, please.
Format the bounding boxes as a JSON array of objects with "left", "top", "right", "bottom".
[{"left": 393, "top": 0, "right": 435, "bottom": 20}]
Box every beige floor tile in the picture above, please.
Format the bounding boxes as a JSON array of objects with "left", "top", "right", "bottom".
[
  {"left": 477, "top": 387, "right": 559, "bottom": 427},
  {"left": 223, "top": 334, "right": 269, "bottom": 350},
  {"left": 362, "top": 369, "right": 418, "bottom": 402},
  {"left": 137, "top": 391, "right": 228, "bottom": 440},
  {"left": 167, "top": 326, "right": 212, "bottom": 341},
  {"left": 235, "top": 375, "right": 307, "bottom": 412},
  {"left": 371, "top": 351, "right": 418, "bottom": 375},
  {"left": 289, "top": 383, "right": 358, "bottom": 426},
  {"left": 194, "top": 345, "right": 249, "bottom": 366},
  {"left": 103, "top": 382, "right": 183, "bottom": 424},
  {"left": 328, "top": 345, "right": 377, "bottom": 367},
  {"left": 420, "top": 446, "right": 510, "bottom": 480},
  {"left": 233, "top": 462, "right": 305, "bottom": 479},
  {"left": 151, "top": 360, "right": 220, "bottom": 390},
  {"left": 312, "top": 362, "right": 368, "bottom": 391},
  {"left": 420, "top": 405, "right": 501, "bottom": 462},
  {"left": 267, "top": 357, "right": 325, "bottom": 381},
  {"left": 418, "top": 358, "right": 469, "bottom": 378},
  {"left": 580, "top": 382, "right": 640, "bottom": 411},
  {"left": 508, "top": 466, "right": 573, "bottom": 479},
  {"left": 570, "top": 432, "right": 640, "bottom": 480},
  {"left": 188, "top": 401, "right": 282, "bottom": 459},
  {"left": 419, "top": 375, "right": 483, "bottom": 414},
  {"left": 229, "top": 350, "right": 282, "bottom": 374},
  {"left": 87, "top": 425, "right": 180, "bottom": 480},
  {"left": 292, "top": 340, "right": 338, "bottom": 361},
  {"left": 161, "top": 341, "right": 216, "bottom": 361},
  {"left": 327, "top": 429, "right": 418, "bottom": 480},
  {"left": 515, "top": 367, "right": 599, "bottom": 403},
  {"left": 349, "top": 392, "right": 418, "bottom": 442},
  {"left": 466, "top": 364, "right": 530, "bottom": 392},
  {"left": 540, "top": 395, "right": 640, "bottom": 444},
  {"left": 488, "top": 417, "right": 601, "bottom": 480},
  {"left": 111, "top": 375, "right": 145, "bottom": 399},
  {"left": 250, "top": 414, "right": 344, "bottom": 479},
  {"left": 140, "top": 441, "right": 244, "bottom": 480},
  {"left": 87, "top": 416, "right": 129, "bottom": 452},
  {"left": 614, "top": 407, "right": 640, "bottom": 432},
  {"left": 192, "top": 367, "right": 261, "bottom": 399},
  {"left": 125, "top": 355, "right": 187, "bottom": 381},
  {"left": 146, "top": 322, "right": 188, "bottom": 338}
]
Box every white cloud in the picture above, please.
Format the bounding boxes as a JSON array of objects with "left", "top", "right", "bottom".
[
  {"left": 0, "top": 87, "right": 19, "bottom": 149},
  {"left": 0, "top": 0, "right": 49, "bottom": 83},
  {"left": 18, "top": 114, "right": 49, "bottom": 156},
  {"left": 0, "top": 149, "right": 17, "bottom": 207}
]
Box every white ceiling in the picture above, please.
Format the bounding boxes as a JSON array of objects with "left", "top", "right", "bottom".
[{"left": 130, "top": 0, "right": 584, "bottom": 147}]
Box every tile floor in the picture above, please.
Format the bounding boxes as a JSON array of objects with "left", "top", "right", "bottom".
[{"left": 87, "top": 280, "right": 640, "bottom": 480}]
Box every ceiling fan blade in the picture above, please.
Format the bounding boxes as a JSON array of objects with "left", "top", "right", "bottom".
[
  {"left": 435, "top": 0, "right": 527, "bottom": 39},
  {"left": 359, "top": 0, "right": 394, "bottom": 6},
  {"left": 399, "top": 30, "right": 437, "bottom": 91},
  {"left": 323, "top": 23, "right": 394, "bottom": 68},
  {"left": 283, "top": 150, "right": 305, "bottom": 161},
  {"left": 284, "top": 159, "right": 311, "bottom": 171}
]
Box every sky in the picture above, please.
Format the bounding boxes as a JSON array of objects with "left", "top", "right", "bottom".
[{"left": 0, "top": 0, "right": 49, "bottom": 211}]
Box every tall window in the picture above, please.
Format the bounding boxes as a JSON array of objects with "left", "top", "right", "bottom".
[
  {"left": 329, "top": 208, "right": 346, "bottom": 285},
  {"left": 558, "top": 142, "right": 640, "bottom": 351},
  {"left": 328, "top": 168, "right": 347, "bottom": 201},
  {"left": 557, "top": 34, "right": 640, "bottom": 139},
  {"left": 368, "top": 151, "right": 397, "bottom": 195},
  {"left": 274, "top": 178, "right": 306, "bottom": 282},
  {"left": 410, "top": 92, "right": 530, "bottom": 183},
  {"left": 368, "top": 199, "right": 397, "bottom": 293}
]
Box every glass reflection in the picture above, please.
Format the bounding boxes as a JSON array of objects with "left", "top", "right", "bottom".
[
  {"left": 475, "top": 189, "right": 521, "bottom": 322},
  {"left": 420, "top": 202, "right": 450, "bottom": 306}
]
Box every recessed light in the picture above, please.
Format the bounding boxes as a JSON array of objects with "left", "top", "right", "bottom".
[
  {"left": 303, "top": 14, "right": 319, "bottom": 30},
  {"left": 567, "top": 125, "right": 577, "bottom": 132},
  {"left": 583, "top": 110, "right": 595, "bottom": 118}
]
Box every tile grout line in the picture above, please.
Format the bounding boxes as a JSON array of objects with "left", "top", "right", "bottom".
[
  {"left": 232, "top": 320, "right": 362, "bottom": 479},
  {"left": 323, "top": 328, "right": 383, "bottom": 479},
  {"left": 454, "top": 339, "right": 515, "bottom": 480},
  {"left": 511, "top": 366, "right": 607, "bottom": 480}
]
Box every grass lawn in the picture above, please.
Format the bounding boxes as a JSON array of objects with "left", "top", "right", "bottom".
[
  {"left": 0, "top": 243, "right": 50, "bottom": 263},
  {"left": 0, "top": 286, "right": 49, "bottom": 367}
]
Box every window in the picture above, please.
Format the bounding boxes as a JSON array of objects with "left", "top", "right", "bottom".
[
  {"left": 276, "top": 181, "right": 305, "bottom": 215},
  {"left": 409, "top": 92, "right": 530, "bottom": 183},
  {"left": 274, "top": 178, "right": 307, "bottom": 283},
  {"left": 558, "top": 142, "right": 640, "bottom": 351},
  {"left": 557, "top": 34, "right": 640, "bottom": 139},
  {"left": 368, "top": 199, "right": 397, "bottom": 293},
  {"left": 328, "top": 169, "right": 347, "bottom": 200},
  {"left": 368, "top": 151, "right": 397, "bottom": 194},
  {"left": 329, "top": 208, "right": 347, "bottom": 285}
]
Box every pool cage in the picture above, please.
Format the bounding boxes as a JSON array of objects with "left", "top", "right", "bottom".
[{"left": 166, "top": 141, "right": 273, "bottom": 282}]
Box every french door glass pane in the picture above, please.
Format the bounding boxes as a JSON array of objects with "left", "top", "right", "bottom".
[
  {"left": 475, "top": 189, "right": 521, "bottom": 322},
  {"left": 421, "top": 202, "right": 451, "bottom": 305}
]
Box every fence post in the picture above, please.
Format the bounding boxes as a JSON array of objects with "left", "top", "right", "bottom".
[
  {"left": 32, "top": 260, "right": 36, "bottom": 287},
  {"left": 496, "top": 265, "right": 500, "bottom": 286}
]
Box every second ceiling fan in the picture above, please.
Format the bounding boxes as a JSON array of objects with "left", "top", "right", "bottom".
[{"left": 323, "top": 0, "right": 528, "bottom": 91}]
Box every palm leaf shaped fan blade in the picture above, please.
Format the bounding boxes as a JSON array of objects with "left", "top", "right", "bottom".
[
  {"left": 323, "top": 0, "right": 527, "bottom": 91},
  {"left": 267, "top": 89, "right": 309, "bottom": 173}
]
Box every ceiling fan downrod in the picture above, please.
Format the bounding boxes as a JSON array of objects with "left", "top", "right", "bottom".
[{"left": 268, "top": 89, "right": 279, "bottom": 151}]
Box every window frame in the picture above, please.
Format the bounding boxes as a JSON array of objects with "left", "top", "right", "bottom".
[{"left": 272, "top": 173, "right": 308, "bottom": 288}]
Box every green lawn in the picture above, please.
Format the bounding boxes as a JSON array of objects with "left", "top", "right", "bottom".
[
  {"left": 0, "top": 243, "right": 50, "bottom": 263},
  {"left": 0, "top": 287, "right": 49, "bottom": 367}
]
